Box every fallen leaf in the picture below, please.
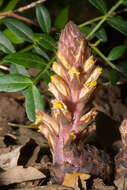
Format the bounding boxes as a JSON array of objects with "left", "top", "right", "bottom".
[
  {"left": 0, "top": 146, "right": 22, "bottom": 170},
  {"left": 114, "top": 177, "right": 127, "bottom": 190},
  {"left": 62, "top": 173, "right": 90, "bottom": 189},
  {"left": 92, "top": 178, "right": 115, "bottom": 190},
  {"left": 0, "top": 166, "right": 45, "bottom": 185},
  {"left": 9, "top": 185, "right": 73, "bottom": 190}
]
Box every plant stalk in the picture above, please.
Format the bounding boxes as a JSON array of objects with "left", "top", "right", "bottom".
[{"left": 86, "top": 0, "right": 124, "bottom": 39}]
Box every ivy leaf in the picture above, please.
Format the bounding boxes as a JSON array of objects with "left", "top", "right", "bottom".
[
  {"left": 109, "top": 69, "right": 120, "bottom": 85},
  {"left": 108, "top": 45, "right": 127, "bottom": 61},
  {"left": 24, "top": 85, "right": 44, "bottom": 122},
  {"left": 4, "top": 18, "right": 34, "bottom": 42},
  {"left": 88, "top": 0, "right": 107, "bottom": 14},
  {"left": 36, "top": 4, "right": 51, "bottom": 34},
  {"left": 4, "top": 52, "right": 46, "bottom": 69},
  {"left": 0, "top": 31, "right": 15, "bottom": 53},
  {"left": 0, "top": 74, "right": 32, "bottom": 92},
  {"left": 54, "top": 7, "right": 69, "bottom": 29},
  {"left": 107, "top": 16, "right": 127, "bottom": 36}
]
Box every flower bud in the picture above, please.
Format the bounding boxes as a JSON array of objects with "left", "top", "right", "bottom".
[
  {"left": 51, "top": 99, "right": 72, "bottom": 121},
  {"left": 52, "top": 62, "right": 66, "bottom": 78},
  {"left": 36, "top": 109, "right": 59, "bottom": 135},
  {"left": 58, "top": 21, "right": 90, "bottom": 68},
  {"left": 48, "top": 83, "right": 60, "bottom": 100},
  {"left": 83, "top": 56, "right": 94, "bottom": 73},
  {"left": 50, "top": 75, "right": 70, "bottom": 97}
]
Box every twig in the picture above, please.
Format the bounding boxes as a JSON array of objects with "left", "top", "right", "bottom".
[
  {"left": 113, "top": 8, "right": 127, "bottom": 15},
  {"left": 14, "top": 0, "right": 46, "bottom": 13},
  {"left": 10, "top": 12, "right": 39, "bottom": 26},
  {"left": 0, "top": 0, "right": 46, "bottom": 26},
  {"left": 0, "top": 65, "right": 9, "bottom": 71},
  {"left": 8, "top": 122, "right": 38, "bottom": 129},
  {"left": 86, "top": 0, "right": 124, "bottom": 39}
]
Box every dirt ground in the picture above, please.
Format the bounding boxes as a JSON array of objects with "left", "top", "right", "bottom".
[{"left": 0, "top": 69, "right": 127, "bottom": 190}]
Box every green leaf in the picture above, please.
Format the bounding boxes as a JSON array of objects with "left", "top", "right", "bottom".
[
  {"left": 0, "top": 31, "right": 15, "bottom": 53},
  {"left": 4, "top": 18, "right": 34, "bottom": 42},
  {"left": 122, "top": 1, "right": 127, "bottom": 6},
  {"left": 54, "top": 7, "right": 69, "bottom": 29},
  {"left": 88, "top": 0, "right": 107, "bottom": 14},
  {"left": 0, "top": 71, "right": 5, "bottom": 76},
  {"left": 36, "top": 4, "right": 51, "bottom": 34},
  {"left": 95, "top": 27, "right": 107, "bottom": 42},
  {"left": 109, "top": 69, "right": 120, "bottom": 85},
  {"left": 35, "top": 33, "right": 57, "bottom": 51},
  {"left": 4, "top": 52, "right": 47, "bottom": 69},
  {"left": 107, "top": 16, "right": 127, "bottom": 36},
  {"left": 2, "top": 0, "right": 21, "bottom": 12},
  {"left": 34, "top": 46, "right": 50, "bottom": 61},
  {"left": 121, "top": 62, "right": 127, "bottom": 73},
  {"left": 108, "top": 45, "right": 127, "bottom": 61},
  {"left": 43, "top": 70, "right": 53, "bottom": 85},
  {"left": 0, "top": 0, "right": 4, "bottom": 7},
  {"left": 3, "top": 28, "right": 24, "bottom": 44},
  {"left": 80, "top": 26, "right": 95, "bottom": 40},
  {"left": 24, "top": 85, "right": 44, "bottom": 122},
  {"left": 0, "top": 74, "right": 32, "bottom": 92},
  {"left": 10, "top": 64, "right": 30, "bottom": 77}
]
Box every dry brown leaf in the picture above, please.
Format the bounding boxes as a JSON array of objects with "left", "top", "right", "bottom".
[
  {"left": 0, "top": 146, "right": 22, "bottom": 170},
  {"left": 9, "top": 185, "right": 73, "bottom": 190},
  {"left": 62, "top": 173, "right": 90, "bottom": 189},
  {"left": 114, "top": 177, "right": 127, "bottom": 190},
  {"left": 92, "top": 178, "right": 115, "bottom": 190},
  {"left": 0, "top": 166, "right": 45, "bottom": 185}
]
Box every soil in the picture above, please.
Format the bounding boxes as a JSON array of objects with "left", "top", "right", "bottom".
[{"left": 0, "top": 70, "right": 127, "bottom": 190}]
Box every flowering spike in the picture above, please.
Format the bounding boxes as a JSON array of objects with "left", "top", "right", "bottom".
[{"left": 35, "top": 21, "right": 111, "bottom": 184}]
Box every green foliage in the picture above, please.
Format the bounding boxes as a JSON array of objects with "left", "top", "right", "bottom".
[
  {"left": 88, "top": 0, "right": 107, "bottom": 14},
  {"left": 108, "top": 45, "right": 127, "bottom": 61},
  {"left": 24, "top": 85, "right": 44, "bottom": 122},
  {"left": 121, "top": 62, "right": 127, "bottom": 73},
  {"left": 54, "top": 7, "right": 69, "bottom": 29},
  {"left": 0, "top": 31, "right": 15, "bottom": 53},
  {"left": 36, "top": 4, "right": 51, "bottom": 34},
  {"left": 34, "top": 46, "right": 50, "bottom": 61},
  {"left": 4, "top": 52, "right": 47, "bottom": 69},
  {"left": 35, "top": 33, "right": 57, "bottom": 51},
  {"left": 10, "top": 64, "right": 30, "bottom": 77},
  {"left": 4, "top": 18, "right": 34, "bottom": 42},
  {"left": 109, "top": 69, "right": 120, "bottom": 85},
  {"left": 95, "top": 27, "right": 107, "bottom": 42},
  {"left": 3, "top": 29, "right": 24, "bottom": 44},
  {"left": 2, "top": 0, "right": 21, "bottom": 12},
  {"left": 0, "top": 74, "right": 32, "bottom": 92},
  {"left": 122, "top": 0, "right": 127, "bottom": 6},
  {"left": 0, "top": 0, "right": 4, "bottom": 7},
  {"left": 107, "top": 16, "right": 127, "bottom": 36}
]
